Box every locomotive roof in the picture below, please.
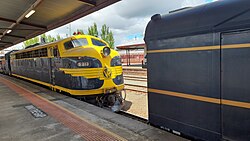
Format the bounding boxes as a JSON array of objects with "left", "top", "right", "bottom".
[
  {"left": 145, "top": 0, "right": 250, "bottom": 41},
  {"left": 11, "top": 35, "right": 107, "bottom": 54}
]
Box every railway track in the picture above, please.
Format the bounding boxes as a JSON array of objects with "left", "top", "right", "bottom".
[
  {"left": 123, "top": 68, "right": 147, "bottom": 76},
  {"left": 124, "top": 83, "right": 147, "bottom": 93},
  {"left": 122, "top": 67, "right": 147, "bottom": 71},
  {"left": 124, "top": 75, "right": 147, "bottom": 93},
  {"left": 123, "top": 75, "right": 147, "bottom": 82},
  {"left": 123, "top": 75, "right": 147, "bottom": 79}
]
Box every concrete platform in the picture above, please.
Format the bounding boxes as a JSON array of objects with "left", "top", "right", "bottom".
[{"left": 0, "top": 74, "right": 188, "bottom": 141}]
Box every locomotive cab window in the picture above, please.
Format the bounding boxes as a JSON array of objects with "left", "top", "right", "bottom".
[
  {"left": 91, "top": 38, "right": 107, "bottom": 46},
  {"left": 64, "top": 38, "right": 88, "bottom": 50}
]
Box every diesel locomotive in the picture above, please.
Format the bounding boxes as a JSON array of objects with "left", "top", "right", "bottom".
[
  {"left": 7, "top": 35, "right": 124, "bottom": 111},
  {"left": 145, "top": 0, "right": 250, "bottom": 141}
]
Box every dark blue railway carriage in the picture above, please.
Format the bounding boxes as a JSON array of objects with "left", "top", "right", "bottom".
[
  {"left": 145, "top": 0, "right": 250, "bottom": 140},
  {"left": 0, "top": 56, "right": 4, "bottom": 73},
  {"left": 1, "top": 50, "right": 18, "bottom": 75}
]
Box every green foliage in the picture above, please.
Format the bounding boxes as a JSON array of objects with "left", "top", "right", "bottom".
[
  {"left": 23, "top": 33, "right": 62, "bottom": 48},
  {"left": 47, "top": 35, "right": 56, "bottom": 42},
  {"left": 23, "top": 36, "right": 39, "bottom": 48},
  {"left": 100, "top": 24, "right": 108, "bottom": 41},
  {"left": 56, "top": 34, "right": 61, "bottom": 40},
  {"left": 108, "top": 31, "right": 114, "bottom": 49},
  {"left": 40, "top": 33, "right": 56, "bottom": 43},
  {"left": 87, "top": 23, "right": 98, "bottom": 37},
  {"left": 100, "top": 24, "right": 114, "bottom": 49},
  {"left": 87, "top": 23, "right": 115, "bottom": 49}
]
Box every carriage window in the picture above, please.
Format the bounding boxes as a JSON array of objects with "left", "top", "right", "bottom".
[
  {"left": 91, "top": 39, "right": 107, "bottom": 46},
  {"left": 64, "top": 38, "right": 88, "bottom": 50}
]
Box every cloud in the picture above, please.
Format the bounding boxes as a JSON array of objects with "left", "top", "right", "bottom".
[
  {"left": 10, "top": 0, "right": 215, "bottom": 50},
  {"left": 182, "top": 0, "right": 216, "bottom": 7},
  {"left": 114, "top": 0, "right": 184, "bottom": 19}
]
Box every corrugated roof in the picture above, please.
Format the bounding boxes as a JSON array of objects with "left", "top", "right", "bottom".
[
  {"left": 116, "top": 43, "right": 145, "bottom": 50},
  {"left": 0, "top": 0, "right": 120, "bottom": 49}
]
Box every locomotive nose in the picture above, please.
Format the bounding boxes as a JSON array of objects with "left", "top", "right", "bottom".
[{"left": 103, "top": 66, "right": 112, "bottom": 79}]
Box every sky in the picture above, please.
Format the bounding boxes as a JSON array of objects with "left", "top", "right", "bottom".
[{"left": 9, "top": 0, "right": 217, "bottom": 50}]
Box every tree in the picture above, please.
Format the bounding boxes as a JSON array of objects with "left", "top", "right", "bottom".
[
  {"left": 100, "top": 24, "right": 114, "bottom": 49},
  {"left": 100, "top": 24, "right": 108, "bottom": 41},
  {"left": 87, "top": 23, "right": 115, "bottom": 49},
  {"left": 107, "top": 31, "right": 114, "bottom": 49},
  {"left": 23, "top": 34, "right": 59, "bottom": 48},
  {"left": 47, "top": 35, "right": 56, "bottom": 43},
  {"left": 23, "top": 36, "right": 39, "bottom": 48},
  {"left": 56, "top": 34, "right": 61, "bottom": 40},
  {"left": 40, "top": 33, "right": 56, "bottom": 43},
  {"left": 87, "top": 23, "right": 98, "bottom": 37}
]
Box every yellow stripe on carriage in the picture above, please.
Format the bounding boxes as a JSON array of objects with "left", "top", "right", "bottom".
[
  {"left": 148, "top": 88, "right": 220, "bottom": 104},
  {"left": 148, "top": 88, "right": 250, "bottom": 109},
  {"left": 147, "top": 46, "right": 220, "bottom": 54},
  {"left": 147, "top": 43, "right": 250, "bottom": 54}
]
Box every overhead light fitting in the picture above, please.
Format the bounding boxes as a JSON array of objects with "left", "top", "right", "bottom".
[
  {"left": 25, "top": 10, "right": 36, "bottom": 18},
  {"left": 7, "top": 30, "right": 12, "bottom": 34}
]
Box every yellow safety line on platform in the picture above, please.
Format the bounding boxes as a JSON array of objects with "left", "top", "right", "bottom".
[
  {"left": 0, "top": 76, "right": 127, "bottom": 141},
  {"left": 147, "top": 43, "right": 250, "bottom": 54},
  {"left": 148, "top": 88, "right": 250, "bottom": 109},
  {"left": 33, "top": 91, "right": 127, "bottom": 141}
]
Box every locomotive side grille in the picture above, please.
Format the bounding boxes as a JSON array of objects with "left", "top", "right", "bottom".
[{"left": 59, "top": 66, "right": 122, "bottom": 80}]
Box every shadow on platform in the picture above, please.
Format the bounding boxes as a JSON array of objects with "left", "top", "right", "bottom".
[{"left": 122, "top": 100, "right": 132, "bottom": 111}]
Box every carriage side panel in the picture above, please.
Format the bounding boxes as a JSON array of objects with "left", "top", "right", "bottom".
[{"left": 147, "top": 33, "right": 221, "bottom": 140}]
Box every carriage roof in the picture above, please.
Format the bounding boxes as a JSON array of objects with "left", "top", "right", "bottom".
[{"left": 145, "top": 0, "right": 250, "bottom": 41}]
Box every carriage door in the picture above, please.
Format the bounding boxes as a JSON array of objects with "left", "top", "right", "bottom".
[
  {"left": 221, "top": 30, "right": 250, "bottom": 141},
  {"left": 50, "top": 46, "right": 59, "bottom": 86}
]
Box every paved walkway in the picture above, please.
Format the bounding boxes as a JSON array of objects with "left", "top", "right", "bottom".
[{"left": 0, "top": 74, "right": 188, "bottom": 141}]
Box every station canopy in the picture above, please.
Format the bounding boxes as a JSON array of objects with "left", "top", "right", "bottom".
[
  {"left": 116, "top": 43, "right": 145, "bottom": 50},
  {"left": 0, "top": 0, "right": 119, "bottom": 49}
]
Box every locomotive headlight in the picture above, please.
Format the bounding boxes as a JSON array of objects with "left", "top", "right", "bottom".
[
  {"left": 77, "top": 61, "right": 90, "bottom": 67},
  {"left": 102, "top": 47, "right": 111, "bottom": 57}
]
